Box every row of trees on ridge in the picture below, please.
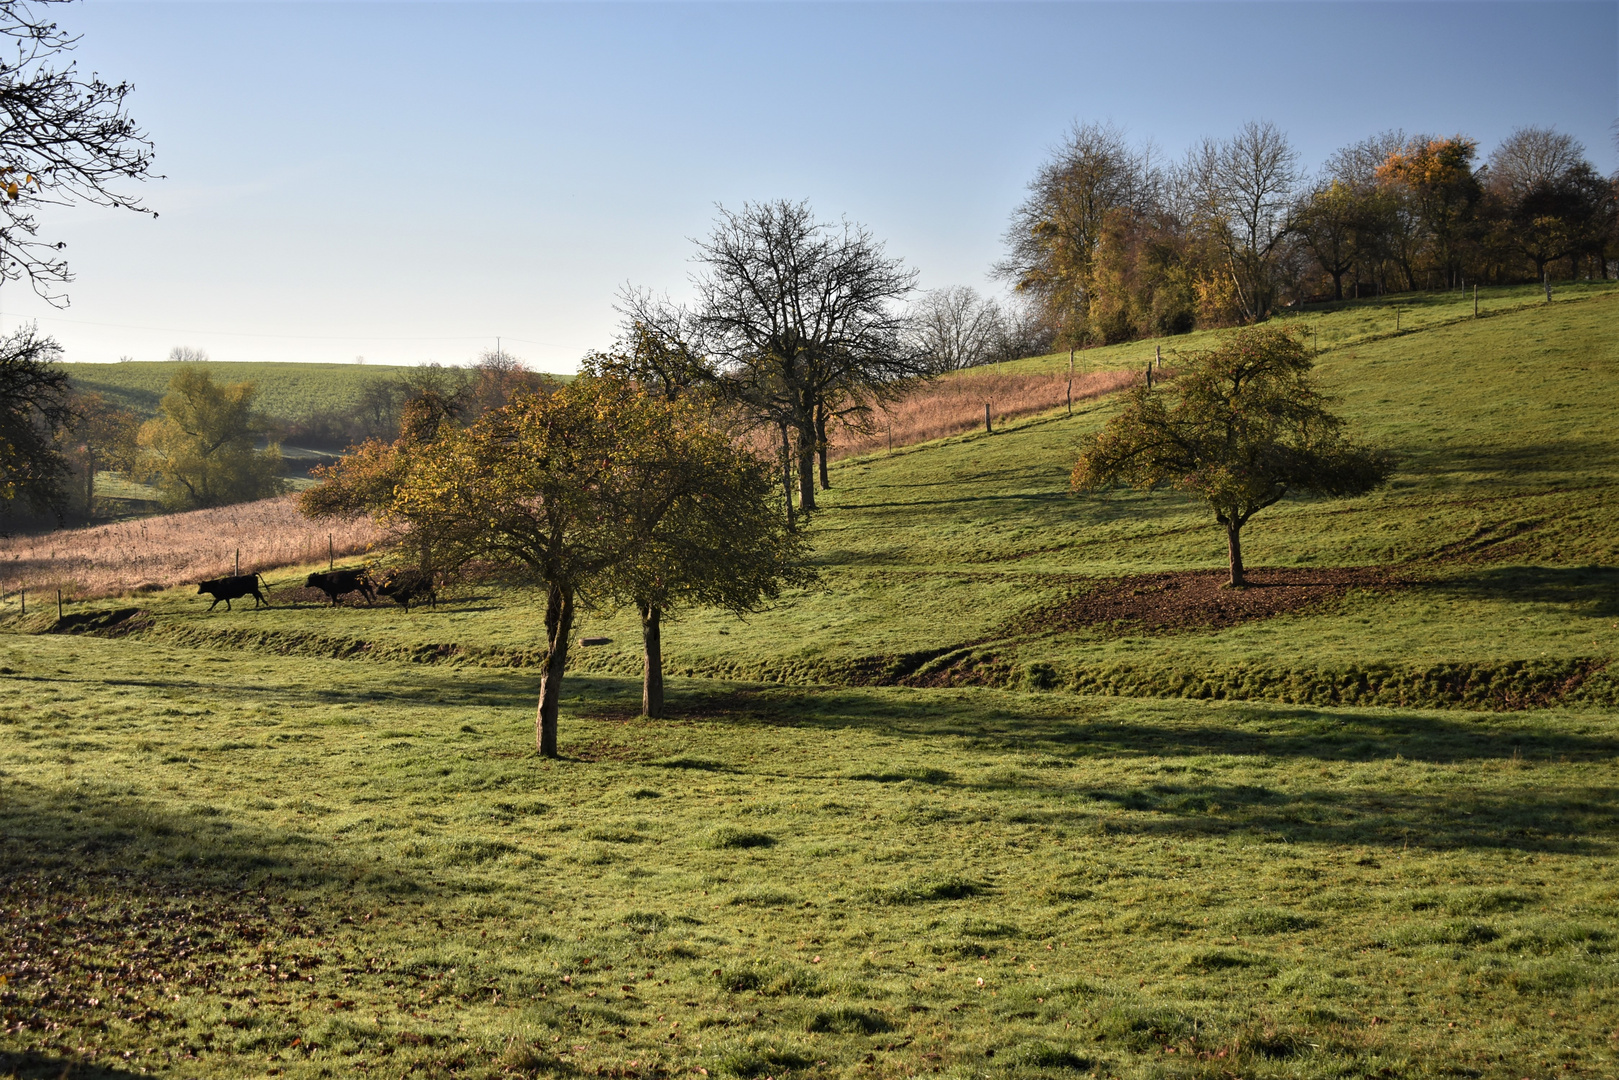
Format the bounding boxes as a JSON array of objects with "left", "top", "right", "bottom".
[{"left": 1001, "top": 121, "right": 1619, "bottom": 347}]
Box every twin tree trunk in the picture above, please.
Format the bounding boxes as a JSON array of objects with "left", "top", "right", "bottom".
[
  {"left": 640, "top": 601, "right": 664, "bottom": 719},
  {"left": 536, "top": 583, "right": 575, "bottom": 757}
]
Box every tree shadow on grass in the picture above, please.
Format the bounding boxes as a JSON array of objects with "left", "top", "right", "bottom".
[
  {"left": 0, "top": 780, "right": 433, "bottom": 1079},
  {"left": 0, "top": 777, "right": 425, "bottom": 899},
  {"left": 1425, "top": 564, "right": 1619, "bottom": 618},
  {"left": 0, "top": 1051, "right": 147, "bottom": 1079},
  {"left": 669, "top": 682, "right": 1619, "bottom": 766},
  {"left": 1063, "top": 777, "right": 1618, "bottom": 855}
]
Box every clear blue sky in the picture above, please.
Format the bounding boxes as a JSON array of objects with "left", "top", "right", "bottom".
[{"left": 9, "top": 0, "right": 1616, "bottom": 373}]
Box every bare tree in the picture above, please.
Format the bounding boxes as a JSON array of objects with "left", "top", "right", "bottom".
[
  {"left": 996, "top": 121, "right": 1160, "bottom": 345},
  {"left": 688, "top": 200, "right": 920, "bottom": 513},
  {"left": 1323, "top": 131, "right": 1420, "bottom": 292},
  {"left": 0, "top": 0, "right": 156, "bottom": 300},
  {"left": 1486, "top": 127, "right": 1587, "bottom": 202},
  {"left": 605, "top": 290, "right": 716, "bottom": 402},
  {"left": 167, "top": 345, "right": 208, "bottom": 363},
  {"left": 1180, "top": 121, "right": 1301, "bottom": 321},
  {"left": 911, "top": 286, "right": 1003, "bottom": 372}
]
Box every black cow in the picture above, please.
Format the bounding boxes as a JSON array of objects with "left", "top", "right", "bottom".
[
  {"left": 376, "top": 568, "right": 436, "bottom": 612},
  {"left": 197, "top": 574, "right": 268, "bottom": 611},
  {"left": 306, "top": 568, "right": 375, "bottom": 606}
]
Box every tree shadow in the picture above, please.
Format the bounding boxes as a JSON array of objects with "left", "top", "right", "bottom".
[
  {"left": 1425, "top": 565, "right": 1619, "bottom": 618},
  {"left": 0, "top": 1050, "right": 149, "bottom": 1079},
  {"left": 0, "top": 777, "right": 423, "bottom": 897},
  {"left": 669, "top": 682, "right": 1619, "bottom": 766},
  {"left": 1063, "top": 777, "right": 1617, "bottom": 855}
]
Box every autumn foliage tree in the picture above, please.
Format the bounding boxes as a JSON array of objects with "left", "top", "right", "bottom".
[
  {"left": 1375, "top": 136, "right": 1482, "bottom": 288},
  {"left": 596, "top": 395, "right": 813, "bottom": 718},
  {"left": 1072, "top": 327, "right": 1391, "bottom": 586},
  {"left": 305, "top": 374, "right": 807, "bottom": 754}
]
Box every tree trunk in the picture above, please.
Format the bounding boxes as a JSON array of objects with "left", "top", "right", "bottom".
[
  {"left": 1225, "top": 519, "right": 1246, "bottom": 588},
  {"left": 84, "top": 450, "right": 95, "bottom": 520},
  {"left": 777, "top": 419, "right": 795, "bottom": 529},
  {"left": 796, "top": 421, "right": 817, "bottom": 512},
  {"left": 1331, "top": 270, "right": 1344, "bottom": 302},
  {"left": 815, "top": 405, "right": 831, "bottom": 491},
  {"left": 640, "top": 600, "right": 663, "bottom": 719},
  {"left": 536, "top": 583, "right": 574, "bottom": 757}
]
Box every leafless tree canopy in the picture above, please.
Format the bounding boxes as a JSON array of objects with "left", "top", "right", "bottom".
[
  {"left": 1179, "top": 121, "right": 1301, "bottom": 320},
  {"left": 0, "top": 0, "right": 156, "bottom": 299},
  {"left": 687, "top": 199, "right": 920, "bottom": 512},
  {"left": 910, "top": 286, "right": 1004, "bottom": 372},
  {"left": 1486, "top": 126, "right": 1587, "bottom": 200}
]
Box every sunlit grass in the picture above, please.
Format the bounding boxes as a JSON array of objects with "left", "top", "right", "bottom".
[{"left": 2, "top": 635, "right": 1616, "bottom": 1078}]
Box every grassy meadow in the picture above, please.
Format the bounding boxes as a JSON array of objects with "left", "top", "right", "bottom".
[
  {"left": 3, "top": 283, "right": 1619, "bottom": 1078},
  {"left": 62, "top": 361, "right": 418, "bottom": 422},
  {"left": 3, "top": 638, "right": 1617, "bottom": 1080}
]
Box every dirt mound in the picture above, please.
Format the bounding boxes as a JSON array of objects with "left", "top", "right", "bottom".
[
  {"left": 1010, "top": 567, "right": 1412, "bottom": 635},
  {"left": 46, "top": 607, "right": 154, "bottom": 637}
]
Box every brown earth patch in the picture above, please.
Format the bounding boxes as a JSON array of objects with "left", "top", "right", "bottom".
[{"left": 1008, "top": 566, "right": 1414, "bottom": 636}]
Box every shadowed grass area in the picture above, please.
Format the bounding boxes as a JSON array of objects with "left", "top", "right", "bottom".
[{"left": 2, "top": 635, "right": 1617, "bottom": 1078}]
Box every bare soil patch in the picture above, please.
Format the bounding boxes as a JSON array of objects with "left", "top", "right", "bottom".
[{"left": 1009, "top": 566, "right": 1413, "bottom": 635}]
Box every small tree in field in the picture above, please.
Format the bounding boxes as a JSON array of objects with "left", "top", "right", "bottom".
[
  {"left": 598, "top": 395, "right": 812, "bottom": 718},
  {"left": 137, "top": 368, "right": 284, "bottom": 510},
  {"left": 1072, "top": 326, "right": 1391, "bottom": 586}
]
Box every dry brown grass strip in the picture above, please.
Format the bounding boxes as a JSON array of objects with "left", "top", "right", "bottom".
[
  {"left": 829, "top": 368, "right": 1136, "bottom": 460},
  {"left": 0, "top": 496, "right": 381, "bottom": 599}
]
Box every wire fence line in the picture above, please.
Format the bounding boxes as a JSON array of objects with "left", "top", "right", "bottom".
[{"left": 0, "top": 496, "right": 381, "bottom": 600}]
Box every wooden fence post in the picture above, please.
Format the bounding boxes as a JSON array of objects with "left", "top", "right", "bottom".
[
  {"left": 235, "top": 549, "right": 241, "bottom": 576},
  {"left": 57, "top": 589, "right": 63, "bottom": 621},
  {"left": 1474, "top": 284, "right": 1479, "bottom": 317},
  {"left": 329, "top": 534, "right": 334, "bottom": 570},
  {"left": 984, "top": 403, "right": 991, "bottom": 433}
]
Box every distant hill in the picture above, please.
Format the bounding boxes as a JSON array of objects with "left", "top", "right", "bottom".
[{"left": 60, "top": 360, "right": 418, "bottom": 420}]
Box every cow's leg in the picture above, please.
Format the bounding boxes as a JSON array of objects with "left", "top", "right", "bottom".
[{"left": 207, "top": 597, "right": 221, "bottom": 612}]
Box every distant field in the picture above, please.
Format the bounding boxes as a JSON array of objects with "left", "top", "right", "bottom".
[
  {"left": 0, "top": 495, "right": 380, "bottom": 597},
  {"left": 61, "top": 360, "right": 418, "bottom": 420}
]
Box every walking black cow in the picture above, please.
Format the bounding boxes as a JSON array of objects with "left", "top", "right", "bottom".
[
  {"left": 376, "top": 568, "right": 436, "bottom": 612},
  {"left": 196, "top": 574, "right": 269, "bottom": 611},
  {"left": 306, "top": 568, "right": 375, "bottom": 606}
]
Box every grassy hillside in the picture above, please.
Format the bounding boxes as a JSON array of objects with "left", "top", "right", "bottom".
[
  {"left": 61, "top": 360, "right": 418, "bottom": 420},
  {"left": 998, "top": 279, "right": 1619, "bottom": 377},
  {"left": 2, "top": 637, "right": 1616, "bottom": 1079},
  {"left": 50, "top": 286, "right": 1617, "bottom": 710},
  {"left": 4, "top": 285, "right": 1616, "bottom": 1078}
]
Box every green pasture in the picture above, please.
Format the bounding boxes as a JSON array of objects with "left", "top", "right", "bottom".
[
  {"left": 57, "top": 286, "right": 1618, "bottom": 710},
  {"left": 996, "top": 279, "right": 1619, "bottom": 377},
  {"left": 3, "top": 285, "right": 1617, "bottom": 1078},
  {"left": 2, "top": 636, "right": 1616, "bottom": 1079},
  {"left": 62, "top": 361, "right": 417, "bottom": 421}
]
